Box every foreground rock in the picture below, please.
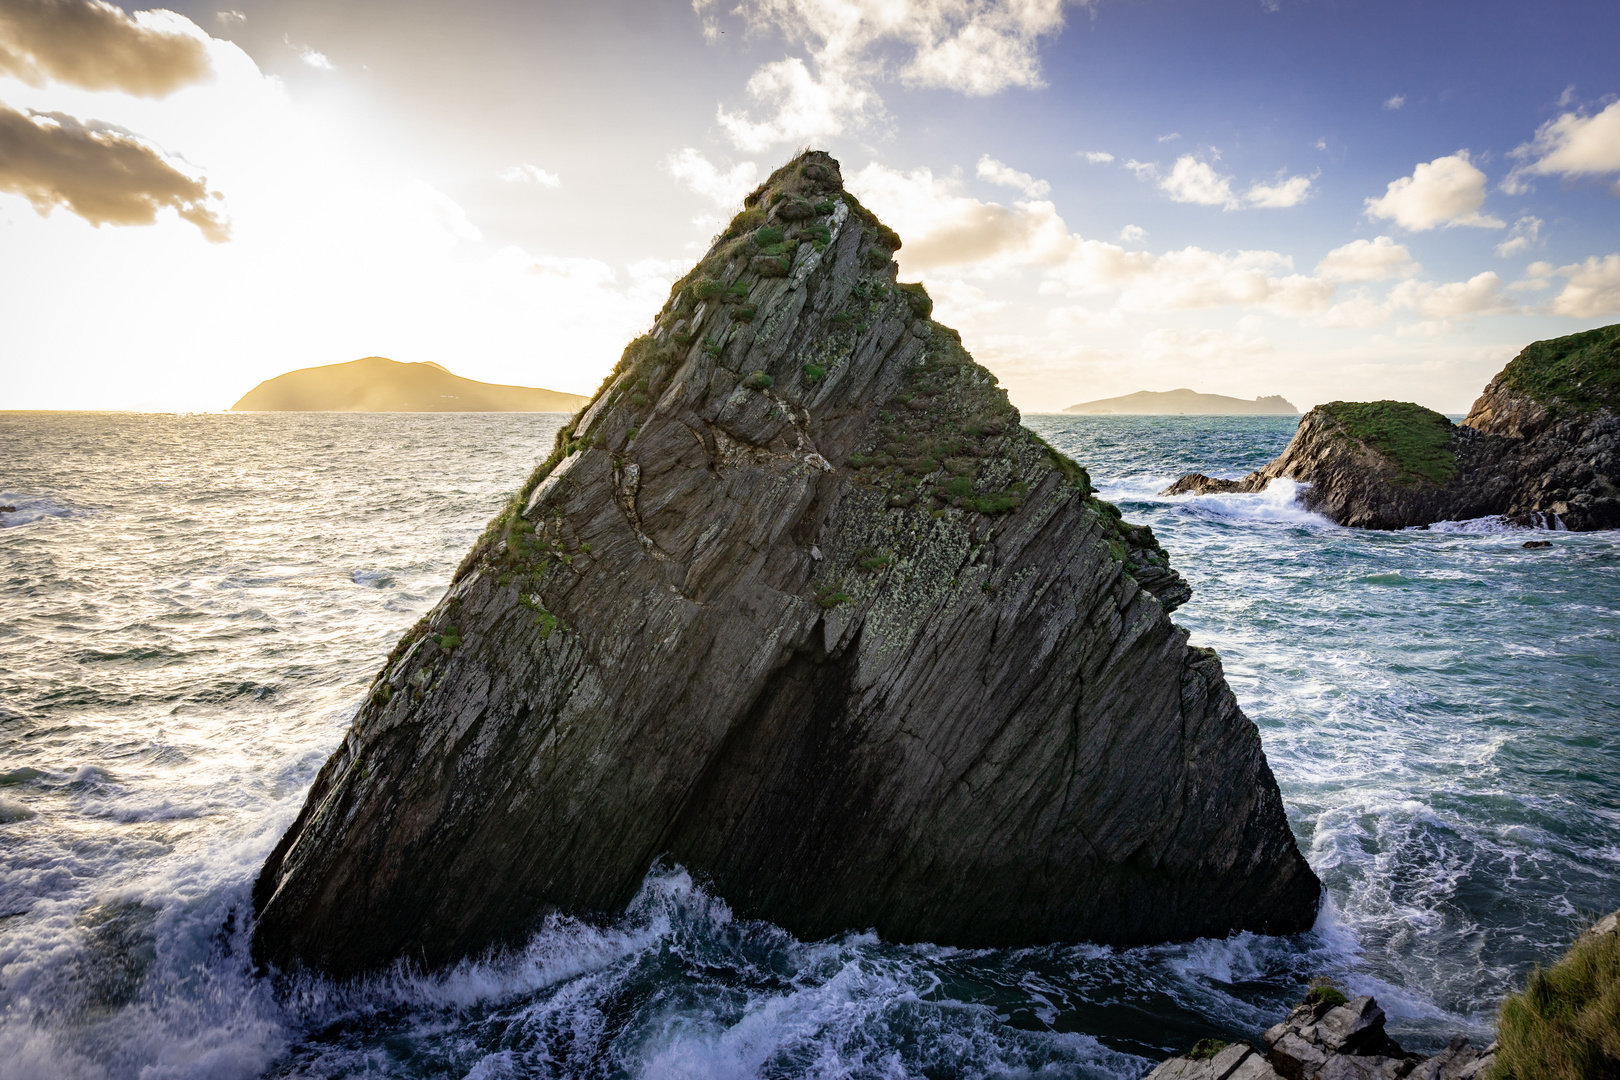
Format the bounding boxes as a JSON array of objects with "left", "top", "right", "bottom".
[
  {"left": 1147, "top": 995, "right": 1493, "bottom": 1080},
  {"left": 251, "top": 150, "right": 1320, "bottom": 978},
  {"left": 1163, "top": 324, "right": 1620, "bottom": 530}
]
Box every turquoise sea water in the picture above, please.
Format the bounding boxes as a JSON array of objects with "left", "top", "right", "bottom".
[{"left": 0, "top": 411, "right": 1615, "bottom": 1080}]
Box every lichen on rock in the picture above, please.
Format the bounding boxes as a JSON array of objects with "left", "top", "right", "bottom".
[{"left": 250, "top": 150, "right": 1320, "bottom": 979}]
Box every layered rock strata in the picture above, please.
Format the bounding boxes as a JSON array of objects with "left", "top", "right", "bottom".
[
  {"left": 251, "top": 150, "right": 1320, "bottom": 978},
  {"left": 1164, "top": 324, "right": 1620, "bottom": 530},
  {"left": 1146, "top": 995, "right": 1494, "bottom": 1080}
]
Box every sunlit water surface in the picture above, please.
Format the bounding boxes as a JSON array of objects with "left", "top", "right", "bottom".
[{"left": 0, "top": 411, "right": 1615, "bottom": 1080}]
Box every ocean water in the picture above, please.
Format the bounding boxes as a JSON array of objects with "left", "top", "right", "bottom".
[{"left": 0, "top": 410, "right": 1616, "bottom": 1080}]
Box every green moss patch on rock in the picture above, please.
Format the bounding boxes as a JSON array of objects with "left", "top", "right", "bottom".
[
  {"left": 1496, "top": 322, "right": 1620, "bottom": 415},
  {"left": 1321, "top": 400, "right": 1458, "bottom": 488}
]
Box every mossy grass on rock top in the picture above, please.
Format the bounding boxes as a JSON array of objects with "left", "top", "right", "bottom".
[
  {"left": 1165, "top": 323, "right": 1620, "bottom": 531},
  {"left": 251, "top": 149, "right": 1319, "bottom": 979},
  {"left": 1494, "top": 322, "right": 1620, "bottom": 417},
  {"left": 1317, "top": 400, "right": 1458, "bottom": 488}
]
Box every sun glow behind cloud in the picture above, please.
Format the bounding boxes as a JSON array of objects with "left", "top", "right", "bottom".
[{"left": 0, "top": 12, "right": 678, "bottom": 410}]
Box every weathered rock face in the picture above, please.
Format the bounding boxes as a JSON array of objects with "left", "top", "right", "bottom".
[
  {"left": 1147, "top": 995, "right": 1495, "bottom": 1080},
  {"left": 1164, "top": 325, "right": 1620, "bottom": 530},
  {"left": 251, "top": 150, "right": 1320, "bottom": 979}
]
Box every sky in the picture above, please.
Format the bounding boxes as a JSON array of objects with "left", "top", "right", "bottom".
[{"left": 1, "top": 0, "right": 1618, "bottom": 413}]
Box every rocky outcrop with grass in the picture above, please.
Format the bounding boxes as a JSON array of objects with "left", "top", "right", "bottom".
[
  {"left": 250, "top": 150, "right": 1320, "bottom": 978},
  {"left": 1150, "top": 909, "right": 1620, "bottom": 1080},
  {"left": 1163, "top": 324, "right": 1620, "bottom": 530},
  {"left": 1147, "top": 990, "right": 1496, "bottom": 1080}
]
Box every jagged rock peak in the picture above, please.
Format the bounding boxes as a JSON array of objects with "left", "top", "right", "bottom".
[{"left": 251, "top": 148, "right": 1319, "bottom": 978}]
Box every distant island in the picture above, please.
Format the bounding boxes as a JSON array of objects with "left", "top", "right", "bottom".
[
  {"left": 1064, "top": 389, "right": 1299, "bottom": 415},
  {"left": 231, "top": 357, "right": 589, "bottom": 413}
]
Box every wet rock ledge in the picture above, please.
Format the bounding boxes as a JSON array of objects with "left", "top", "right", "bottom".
[
  {"left": 1165, "top": 323, "right": 1620, "bottom": 530},
  {"left": 251, "top": 150, "right": 1319, "bottom": 979}
]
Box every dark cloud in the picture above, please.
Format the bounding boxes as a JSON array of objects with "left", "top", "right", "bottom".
[
  {"left": 0, "top": 102, "right": 229, "bottom": 240},
  {"left": 0, "top": 0, "right": 211, "bottom": 97}
]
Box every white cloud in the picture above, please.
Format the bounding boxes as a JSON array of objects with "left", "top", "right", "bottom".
[
  {"left": 1147, "top": 154, "right": 1312, "bottom": 210},
  {"left": 715, "top": 56, "right": 874, "bottom": 151},
  {"left": 900, "top": 0, "right": 1068, "bottom": 94},
  {"left": 1245, "top": 173, "right": 1313, "bottom": 208},
  {"left": 1160, "top": 156, "right": 1236, "bottom": 207},
  {"left": 1042, "top": 239, "right": 1334, "bottom": 316},
  {"left": 1119, "top": 224, "right": 1144, "bottom": 242},
  {"left": 846, "top": 161, "right": 1071, "bottom": 273},
  {"left": 0, "top": 103, "right": 230, "bottom": 240},
  {"left": 1313, "top": 137, "right": 1327, "bottom": 151},
  {"left": 1082, "top": 150, "right": 1113, "bottom": 164},
  {"left": 216, "top": 11, "right": 245, "bottom": 25},
  {"left": 662, "top": 147, "right": 759, "bottom": 208},
  {"left": 1384, "top": 94, "right": 1405, "bottom": 110},
  {"left": 498, "top": 163, "right": 561, "bottom": 187},
  {"left": 1546, "top": 254, "right": 1620, "bottom": 318},
  {"left": 1494, "top": 216, "right": 1542, "bottom": 258},
  {"left": 1509, "top": 261, "right": 1555, "bottom": 293},
  {"left": 1364, "top": 151, "right": 1505, "bottom": 231},
  {"left": 976, "top": 154, "right": 1049, "bottom": 197},
  {"left": 0, "top": 0, "right": 212, "bottom": 96},
  {"left": 1390, "top": 271, "right": 1515, "bottom": 319},
  {"left": 1157, "top": 132, "right": 1181, "bottom": 143},
  {"left": 283, "top": 36, "right": 333, "bottom": 69},
  {"left": 920, "top": 276, "right": 1007, "bottom": 325},
  {"left": 851, "top": 159, "right": 1363, "bottom": 321},
  {"left": 701, "top": 0, "right": 1075, "bottom": 150},
  {"left": 1315, "top": 236, "right": 1417, "bottom": 283},
  {"left": 1504, "top": 100, "right": 1620, "bottom": 194}
]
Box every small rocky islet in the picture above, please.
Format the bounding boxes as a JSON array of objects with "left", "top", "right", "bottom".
[
  {"left": 1165, "top": 324, "right": 1620, "bottom": 531},
  {"left": 250, "top": 150, "right": 1320, "bottom": 979}
]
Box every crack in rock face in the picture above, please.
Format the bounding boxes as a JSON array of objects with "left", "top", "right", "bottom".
[{"left": 250, "top": 150, "right": 1321, "bottom": 979}]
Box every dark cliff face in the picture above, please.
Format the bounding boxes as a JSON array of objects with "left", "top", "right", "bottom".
[
  {"left": 251, "top": 151, "right": 1320, "bottom": 979},
  {"left": 1165, "top": 325, "right": 1620, "bottom": 531}
]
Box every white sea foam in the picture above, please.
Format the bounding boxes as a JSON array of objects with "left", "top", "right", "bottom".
[{"left": 1105, "top": 476, "right": 1338, "bottom": 529}]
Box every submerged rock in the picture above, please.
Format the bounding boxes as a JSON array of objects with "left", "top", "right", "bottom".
[
  {"left": 251, "top": 150, "right": 1320, "bottom": 978},
  {"left": 1163, "top": 324, "right": 1620, "bottom": 530}
]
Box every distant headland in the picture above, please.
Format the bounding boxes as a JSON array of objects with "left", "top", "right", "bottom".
[
  {"left": 1064, "top": 389, "right": 1299, "bottom": 415},
  {"left": 230, "top": 357, "right": 589, "bottom": 413}
]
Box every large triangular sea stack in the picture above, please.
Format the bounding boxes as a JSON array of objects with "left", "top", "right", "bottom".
[{"left": 252, "top": 151, "right": 1320, "bottom": 977}]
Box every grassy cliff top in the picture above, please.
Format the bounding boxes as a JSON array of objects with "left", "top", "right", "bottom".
[
  {"left": 1496, "top": 322, "right": 1620, "bottom": 413},
  {"left": 1319, "top": 400, "right": 1457, "bottom": 488},
  {"left": 1493, "top": 911, "right": 1619, "bottom": 1080}
]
